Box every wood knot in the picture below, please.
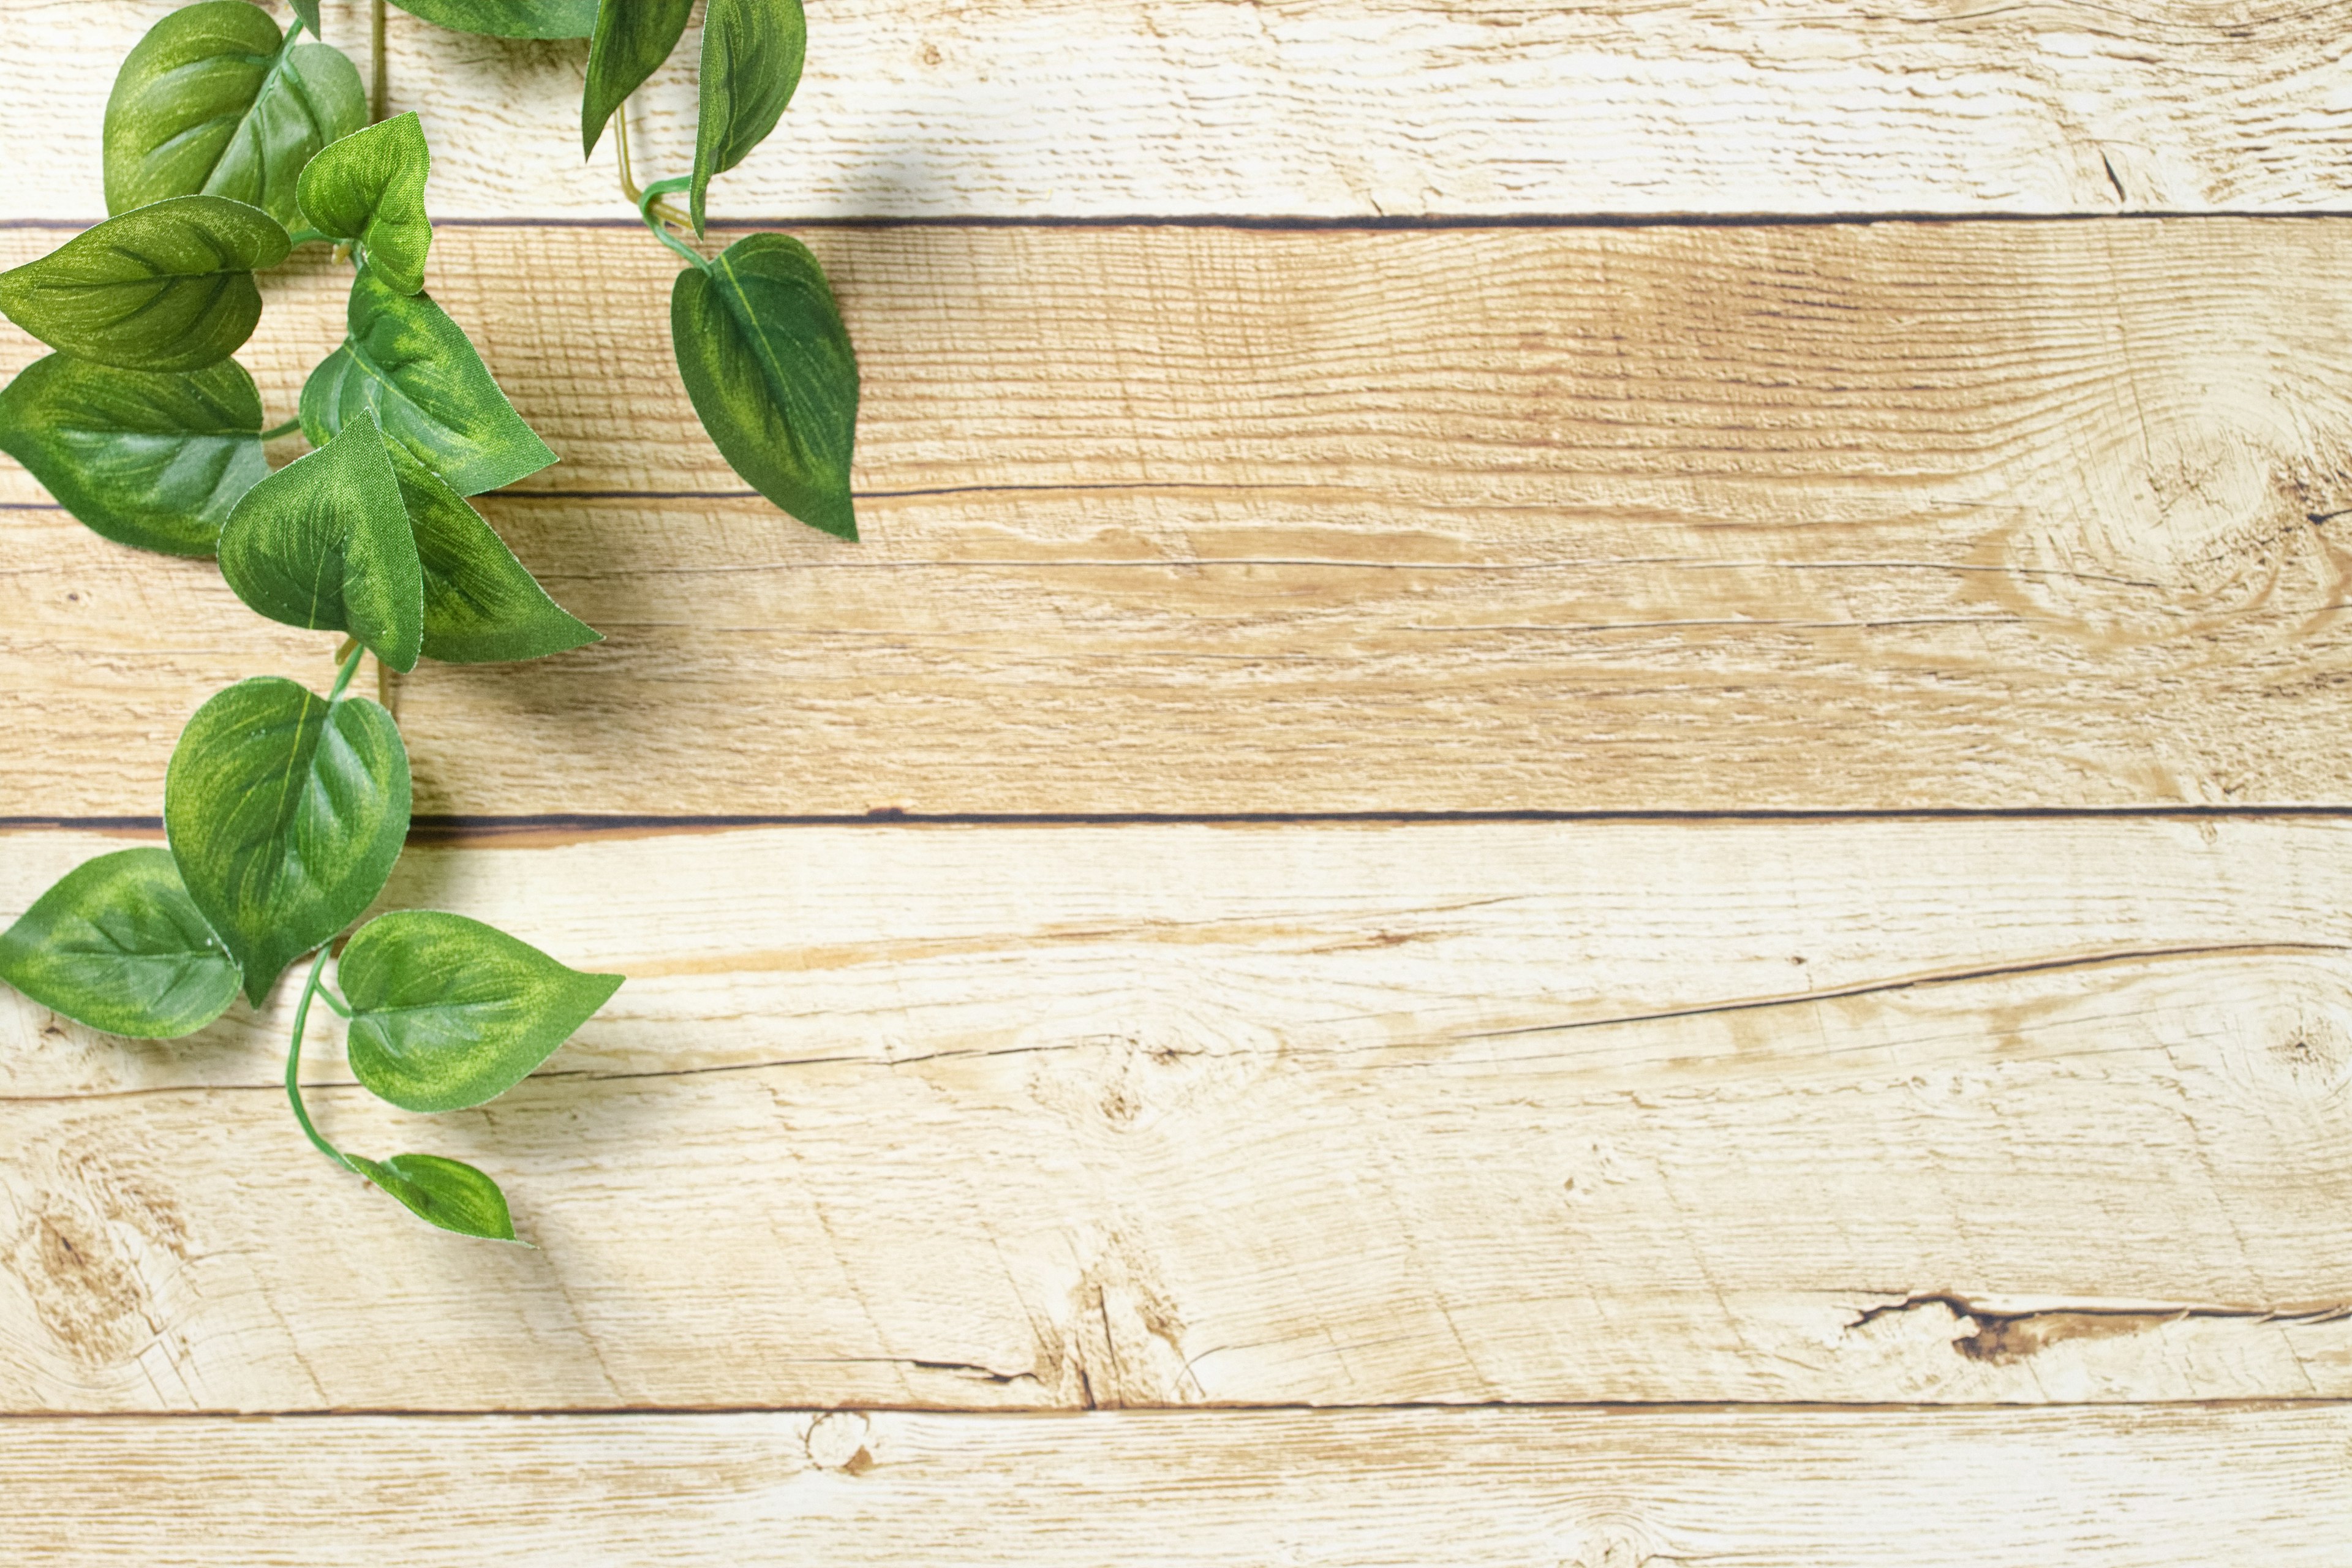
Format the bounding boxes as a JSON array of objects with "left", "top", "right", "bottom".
[
  {"left": 7, "top": 1202, "right": 153, "bottom": 1368},
  {"left": 804, "top": 1411, "right": 875, "bottom": 1475}
]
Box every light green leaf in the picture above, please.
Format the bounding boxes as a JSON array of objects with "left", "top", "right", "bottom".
[
  {"left": 0, "top": 353, "right": 265, "bottom": 556},
  {"left": 0, "top": 196, "right": 290, "bottom": 372},
  {"left": 104, "top": 0, "right": 367, "bottom": 230},
  {"left": 391, "top": 0, "right": 596, "bottom": 39},
  {"left": 301, "top": 266, "right": 557, "bottom": 495},
  {"left": 671, "top": 233, "right": 857, "bottom": 538},
  {"left": 340, "top": 910, "right": 622, "bottom": 1112},
  {"left": 690, "top": 0, "right": 805, "bottom": 233},
  {"left": 346, "top": 1152, "right": 521, "bottom": 1241},
  {"left": 0, "top": 848, "right": 241, "bottom": 1039},
  {"left": 385, "top": 442, "right": 600, "bottom": 663},
  {"left": 165, "top": 677, "right": 411, "bottom": 1005},
  {"left": 297, "top": 113, "right": 432, "bottom": 295},
  {"left": 218, "top": 414, "right": 424, "bottom": 671},
  {"left": 581, "top": 0, "right": 693, "bottom": 157}
]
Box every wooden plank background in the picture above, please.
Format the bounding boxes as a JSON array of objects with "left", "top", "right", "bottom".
[{"left": 3, "top": 0, "right": 2348, "bottom": 1560}]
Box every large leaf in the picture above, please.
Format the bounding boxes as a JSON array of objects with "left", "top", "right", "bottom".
[
  {"left": 345, "top": 1152, "right": 521, "bottom": 1241},
  {"left": 297, "top": 113, "right": 432, "bottom": 295},
  {"left": 0, "top": 848, "right": 241, "bottom": 1039},
  {"left": 391, "top": 0, "right": 597, "bottom": 39},
  {"left": 386, "top": 442, "right": 599, "bottom": 662},
  {"left": 104, "top": 0, "right": 367, "bottom": 230},
  {"left": 690, "top": 0, "right": 805, "bottom": 233},
  {"left": 301, "top": 267, "right": 556, "bottom": 495},
  {"left": 0, "top": 353, "right": 265, "bottom": 556},
  {"left": 165, "top": 677, "right": 411, "bottom": 1005},
  {"left": 340, "top": 910, "right": 622, "bottom": 1112},
  {"left": 0, "top": 197, "right": 290, "bottom": 372},
  {"left": 671, "top": 235, "right": 857, "bottom": 539},
  {"left": 218, "top": 414, "right": 424, "bottom": 671},
  {"left": 581, "top": 0, "right": 694, "bottom": 157}
]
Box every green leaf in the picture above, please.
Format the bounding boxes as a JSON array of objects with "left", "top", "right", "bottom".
[
  {"left": 301, "top": 266, "right": 557, "bottom": 495},
  {"left": 297, "top": 113, "right": 432, "bottom": 295},
  {"left": 671, "top": 233, "right": 858, "bottom": 538},
  {"left": 391, "top": 0, "right": 597, "bottom": 39},
  {"left": 346, "top": 1152, "right": 521, "bottom": 1241},
  {"left": 0, "top": 197, "right": 290, "bottom": 373},
  {"left": 104, "top": 0, "right": 367, "bottom": 230},
  {"left": 0, "top": 353, "right": 266, "bottom": 556},
  {"left": 165, "top": 677, "right": 411, "bottom": 1006},
  {"left": 0, "top": 848, "right": 241, "bottom": 1039},
  {"left": 385, "top": 442, "right": 600, "bottom": 662},
  {"left": 218, "top": 414, "right": 424, "bottom": 671},
  {"left": 340, "top": 910, "right": 622, "bottom": 1112},
  {"left": 690, "top": 0, "right": 805, "bottom": 234},
  {"left": 290, "top": 0, "right": 323, "bottom": 37},
  {"left": 581, "top": 0, "right": 694, "bottom": 157}
]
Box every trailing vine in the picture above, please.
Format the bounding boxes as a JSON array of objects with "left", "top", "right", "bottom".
[{"left": 0, "top": 0, "right": 858, "bottom": 1240}]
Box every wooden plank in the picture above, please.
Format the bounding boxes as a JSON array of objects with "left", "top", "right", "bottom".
[
  {"left": 9, "top": 220, "right": 2352, "bottom": 814},
  {"left": 3, "top": 820, "right": 2348, "bottom": 1412},
  {"left": 5, "top": 0, "right": 2351, "bottom": 221},
  {"left": 3, "top": 1405, "right": 2347, "bottom": 1566}
]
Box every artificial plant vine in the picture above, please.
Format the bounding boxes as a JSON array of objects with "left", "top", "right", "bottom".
[{"left": 0, "top": 0, "right": 856, "bottom": 1238}]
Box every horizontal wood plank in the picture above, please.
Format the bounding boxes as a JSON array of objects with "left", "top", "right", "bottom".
[
  {"left": 3, "top": 820, "right": 2348, "bottom": 1411},
  {"left": 8, "top": 221, "right": 2352, "bottom": 813},
  {"left": 3, "top": 1405, "right": 2347, "bottom": 1566},
  {"left": 4, "top": 0, "right": 2351, "bottom": 221}
]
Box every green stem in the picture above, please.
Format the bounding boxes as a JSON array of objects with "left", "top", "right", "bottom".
[
  {"left": 260, "top": 416, "right": 303, "bottom": 441},
  {"left": 286, "top": 946, "right": 354, "bottom": 1172},
  {"left": 638, "top": 177, "right": 707, "bottom": 271},
  {"left": 315, "top": 983, "right": 353, "bottom": 1019},
  {"left": 370, "top": 0, "right": 388, "bottom": 123},
  {"left": 327, "top": 639, "right": 366, "bottom": 702},
  {"left": 285, "top": 227, "right": 332, "bottom": 248}
]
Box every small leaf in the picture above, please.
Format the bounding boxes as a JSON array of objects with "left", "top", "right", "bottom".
[
  {"left": 297, "top": 113, "right": 432, "bottom": 294},
  {"left": 218, "top": 414, "right": 424, "bottom": 671},
  {"left": 0, "top": 848, "right": 241, "bottom": 1039},
  {"left": 391, "top": 0, "right": 597, "bottom": 39},
  {"left": 290, "top": 0, "right": 323, "bottom": 36},
  {"left": 690, "top": 0, "right": 805, "bottom": 234},
  {"left": 165, "top": 677, "right": 411, "bottom": 1005},
  {"left": 386, "top": 442, "right": 600, "bottom": 662},
  {"left": 301, "top": 266, "right": 557, "bottom": 495},
  {"left": 0, "top": 197, "right": 290, "bottom": 372},
  {"left": 340, "top": 910, "right": 622, "bottom": 1112},
  {"left": 581, "top": 0, "right": 694, "bottom": 157},
  {"left": 671, "top": 233, "right": 858, "bottom": 538},
  {"left": 105, "top": 1, "right": 367, "bottom": 230},
  {"left": 346, "top": 1152, "right": 521, "bottom": 1241},
  {"left": 0, "top": 353, "right": 266, "bottom": 556}
]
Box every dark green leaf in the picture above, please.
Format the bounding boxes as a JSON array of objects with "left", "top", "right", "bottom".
[
  {"left": 0, "top": 848, "right": 241, "bottom": 1039},
  {"left": 290, "top": 0, "right": 323, "bottom": 37},
  {"left": 218, "top": 414, "right": 424, "bottom": 671},
  {"left": 0, "top": 353, "right": 265, "bottom": 556},
  {"left": 346, "top": 1152, "right": 521, "bottom": 1241},
  {"left": 0, "top": 197, "right": 290, "bottom": 372},
  {"left": 297, "top": 113, "right": 432, "bottom": 295},
  {"left": 581, "top": 0, "right": 693, "bottom": 157},
  {"left": 385, "top": 442, "right": 600, "bottom": 662},
  {"left": 165, "top": 677, "right": 411, "bottom": 1005},
  {"left": 391, "top": 0, "right": 596, "bottom": 39},
  {"left": 690, "top": 0, "right": 804, "bottom": 233},
  {"left": 104, "top": 0, "right": 367, "bottom": 230},
  {"left": 301, "top": 266, "right": 557, "bottom": 495},
  {"left": 340, "top": 910, "right": 622, "bottom": 1112}
]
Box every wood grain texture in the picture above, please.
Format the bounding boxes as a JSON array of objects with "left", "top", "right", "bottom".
[
  {"left": 4, "top": 0, "right": 2352, "bottom": 221},
  {"left": 3, "top": 820, "right": 2348, "bottom": 1412},
  {"left": 5, "top": 1405, "right": 2350, "bottom": 1566}
]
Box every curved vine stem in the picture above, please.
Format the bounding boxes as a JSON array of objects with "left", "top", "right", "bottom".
[
  {"left": 614, "top": 99, "right": 695, "bottom": 233},
  {"left": 286, "top": 945, "right": 355, "bottom": 1172}
]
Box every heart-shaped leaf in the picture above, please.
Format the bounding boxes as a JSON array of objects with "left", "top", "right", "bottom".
[
  {"left": 0, "top": 848, "right": 241, "bottom": 1039},
  {"left": 391, "top": 0, "right": 597, "bottom": 39},
  {"left": 301, "top": 266, "right": 556, "bottom": 495},
  {"left": 0, "top": 353, "right": 266, "bottom": 556},
  {"left": 581, "top": 0, "right": 694, "bottom": 157},
  {"left": 219, "top": 413, "right": 424, "bottom": 671},
  {"left": 671, "top": 234, "right": 857, "bottom": 538},
  {"left": 165, "top": 677, "right": 411, "bottom": 1005},
  {"left": 385, "top": 442, "right": 599, "bottom": 662},
  {"left": 690, "top": 0, "right": 805, "bottom": 233},
  {"left": 340, "top": 910, "right": 622, "bottom": 1112},
  {"left": 0, "top": 197, "right": 290, "bottom": 372},
  {"left": 345, "top": 1152, "right": 521, "bottom": 1241},
  {"left": 297, "top": 113, "right": 432, "bottom": 294},
  {"left": 104, "top": 0, "right": 367, "bottom": 230}
]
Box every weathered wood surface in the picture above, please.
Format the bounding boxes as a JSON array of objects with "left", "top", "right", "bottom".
[
  {"left": 5, "top": 0, "right": 2352, "bottom": 221},
  {"left": 4, "top": 821, "right": 2348, "bottom": 1412},
  {"left": 10, "top": 219, "right": 2352, "bottom": 815},
  {"left": 6, "top": 1405, "right": 2349, "bottom": 1567}
]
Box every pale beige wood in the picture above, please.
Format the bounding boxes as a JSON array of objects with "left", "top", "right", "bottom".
[
  {"left": 3, "top": 820, "right": 2348, "bottom": 1411},
  {"left": 9, "top": 221, "right": 2352, "bottom": 813},
  {"left": 4, "top": 1405, "right": 2348, "bottom": 1566},
  {"left": 4, "top": 0, "right": 2351, "bottom": 221}
]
